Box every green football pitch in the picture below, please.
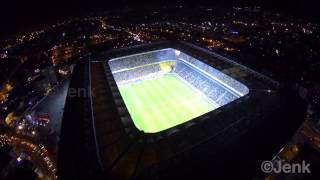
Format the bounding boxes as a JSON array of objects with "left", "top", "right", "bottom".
[{"left": 119, "top": 74, "right": 216, "bottom": 133}]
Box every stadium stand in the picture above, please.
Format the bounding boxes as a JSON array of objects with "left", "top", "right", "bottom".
[{"left": 108, "top": 48, "right": 248, "bottom": 108}]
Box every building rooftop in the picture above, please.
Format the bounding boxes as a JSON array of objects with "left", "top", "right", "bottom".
[{"left": 58, "top": 41, "right": 305, "bottom": 179}]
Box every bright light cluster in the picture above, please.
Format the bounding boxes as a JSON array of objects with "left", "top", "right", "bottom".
[{"left": 108, "top": 48, "right": 249, "bottom": 132}]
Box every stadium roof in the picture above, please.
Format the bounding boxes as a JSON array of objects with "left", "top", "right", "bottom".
[{"left": 58, "top": 41, "right": 306, "bottom": 179}]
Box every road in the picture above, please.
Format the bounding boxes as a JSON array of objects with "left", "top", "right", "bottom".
[{"left": 33, "top": 79, "right": 70, "bottom": 136}]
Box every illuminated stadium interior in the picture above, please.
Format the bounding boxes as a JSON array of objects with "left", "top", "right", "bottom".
[{"left": 108, "top": 48, "right": 249, "bottom": 133}]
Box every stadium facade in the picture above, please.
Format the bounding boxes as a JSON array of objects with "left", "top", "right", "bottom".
[{"left": 58, "top": 41, "right": 305, "bottom": 179}]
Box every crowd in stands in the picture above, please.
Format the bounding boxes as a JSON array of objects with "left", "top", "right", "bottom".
[
  {"left": 175, "top": 62, "right": 237, "bottom": 106},
  {"left": 179, "top": 52, "right": 249, "bottom": 96},
  {"left": 108, "top": 49, "right": 176, "bottom": 72},
  {"left": 113, "top": 64, "right": 161, "bottom": 84}
]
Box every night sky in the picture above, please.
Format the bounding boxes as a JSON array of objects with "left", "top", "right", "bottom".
[{"left": 1, "top": 0, "right": 319, "bottom": 38}]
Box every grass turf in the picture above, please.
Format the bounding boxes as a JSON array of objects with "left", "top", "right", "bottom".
[{"left": 119, "top": 74, "right": 215, "bottom": 133}]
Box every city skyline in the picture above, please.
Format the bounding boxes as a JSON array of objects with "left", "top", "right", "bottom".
[
  {"left": 1, "top": 4, "right": 320, "bottom": 180},
  {"left": 1, "top": 0, "right": 320, "bottom": 38}
]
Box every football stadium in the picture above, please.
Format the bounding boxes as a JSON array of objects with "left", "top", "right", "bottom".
[
  {"left": 58, "top": 41, "right": 305, "bottom": 179},
  {"left": 108, "top": 48, "right": 249, "bottom": 133}
]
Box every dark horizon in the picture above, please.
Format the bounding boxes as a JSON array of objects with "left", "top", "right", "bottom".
[{"left": 1, "top": 0, "right": 320, "bottom": 39}]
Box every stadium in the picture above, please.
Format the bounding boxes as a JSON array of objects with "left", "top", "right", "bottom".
[
  {"left": 58, "top": 41, "right": 305, "bottom": 179},
  {"left": 108, "top": 48, "right": 249, "bottom": 133}
]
